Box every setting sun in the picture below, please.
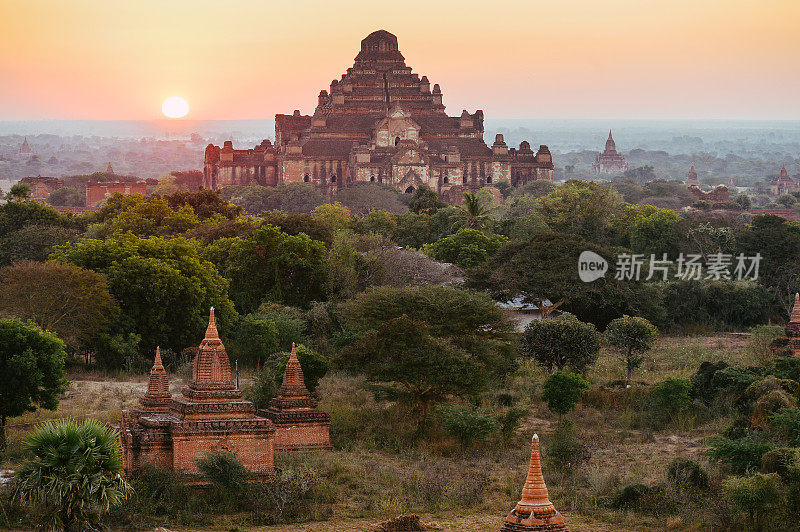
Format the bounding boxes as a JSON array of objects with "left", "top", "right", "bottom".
[{"left": 161, "top": 96, "right": 189, "bottom": 118}]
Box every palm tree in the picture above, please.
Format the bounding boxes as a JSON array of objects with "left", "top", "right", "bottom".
[
  {"left": 13, "top": 419, "right": 132, "bottom": 531},
  {"left": 460, "top": 192, "right": 490, "bottom": 231}
]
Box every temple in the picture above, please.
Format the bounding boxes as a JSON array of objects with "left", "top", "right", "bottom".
[
  {"left": 770, "top": 165, "right": 798, "bottom": 195},
  {"left": 685, "top": 165, "right": 700, "bottom": 187},
  {"left": 786, "top": 293, "right": 800, "bottom": 357},
  {"left": 685, "top": 165, "right": 729, "bottom": 203},
  {"left": 121, "top": 308, "right": 276, "bottom": 478},
  {"left": 16, "top": 136, "right": 33, "bottom": 157},
  {"left": 203, "top": 30, "right": 554, "bottom": 202},
  {"left": 258, "top": 343, "right": 331, "bottom": 451},
  {"left": 591, "top": 130, "right": 627, "bottom": 174},
  {"left": 502, "top": 433, "right": 567, "bottom": 531}
]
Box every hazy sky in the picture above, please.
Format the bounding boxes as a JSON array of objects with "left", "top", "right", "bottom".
[{"left": 1, "top": 0, "right": 798, "bottom": 120}]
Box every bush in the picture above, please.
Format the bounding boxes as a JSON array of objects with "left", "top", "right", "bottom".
[
  {"left": 648, "top": 378, "right": 692, "bottom": 426},
  {"left": 723, "top": 473, "right": 782, "bottom": 531},
  {"left": 690, "top": 360, "right": 729, "bottom": 403},
  {"left": 436, "top": 403, "right": 498, "bottom": 449},
  {"left": 545, "top": 420, "right": 589, "bottom": 472},
  {"left": 707, "top": 435, "right": 775, "bottom": 474},
  {"left": 747, "top": 325, "right": 786, "bottom": 362},
  {"left": 770, "top": 357, "right": 800, "bottom": 384},
  {"left": 770, "top": 407, "right": 800, "bottom": 445},
  {"left": 249, "top": 466, "right": 327, "bottom": 524},
  {"left": 520, "top": 313, "right": 601, "bottom": 373},
  {"left": 541, "top": 372, "right": 590, "bottom": 419},
  {"left": 246, "top": 367, "right": 279, "bottom": 409},
  {"left": 195, "top": 451, "right": 249, "bottom": 511},
  {"left": 761, "top": 448, "right": 800, "bottom": 479},
  {"left": 666, "top": 457, "right": 708, "bottom": 490}
]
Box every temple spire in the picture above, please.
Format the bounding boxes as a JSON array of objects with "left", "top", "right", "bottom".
[
  {"left": 154, "top": 346, "right": 163, "bottom": 368},
  {"left": 140, "top": 346, "right": 171, "bottom": 409},
  {"left": 205, "top": 306, "right": 219, "bottom": 340},
  {"left": 279, "top": 343, "right": 308, "bottom": 395},
  {"left": 791, "top": 293, "right": 800, "bottom": 323}
]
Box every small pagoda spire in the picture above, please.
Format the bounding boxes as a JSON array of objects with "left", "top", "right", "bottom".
[
  {"left": 106, "top": 161, "right": 114, "bottom": 174},
  {"left": 502, "top": 433, "right": 566, "bottom": 530},
  {"left": 205, "top": 306, "right": 219, "bottom": 340},
  {"left": 791, "top": 293, "right": 800, "bottom": 324},
  {"left": 140, "top": 346, "right": 171, "bottom": 409},
  {"left": 279, "top": 343, "right": 309, "bottom": 395},
  {"left": 780, "top": 164, "right": 789, "bottom": 178}
]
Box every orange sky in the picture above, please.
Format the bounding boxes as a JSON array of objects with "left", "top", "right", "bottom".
[{"left": 0, "top": 0, "right": 798, "bottom": 120}]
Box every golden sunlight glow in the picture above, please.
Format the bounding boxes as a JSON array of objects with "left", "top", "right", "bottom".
[{"left": 161, "top": 96, "right": 189, "bottom": 118}]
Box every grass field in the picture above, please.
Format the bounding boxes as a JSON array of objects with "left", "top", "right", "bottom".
[{"left": 0, "top": 334, "right": 768, "bottom": 530}]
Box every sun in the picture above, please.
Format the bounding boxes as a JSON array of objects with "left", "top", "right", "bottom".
[{"left": 162, "top": 96, "right": 189, "bottom": 118}]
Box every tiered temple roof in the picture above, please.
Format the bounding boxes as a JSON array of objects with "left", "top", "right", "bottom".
[
  {"left": 592, "top": 130, "right": 627, "bottom": 174},
  {"left": 502, "top": 434, "right": 567, "bottom": 531},
  {"left": 686, "top": 165, "right": 700, "bottom": 187}
]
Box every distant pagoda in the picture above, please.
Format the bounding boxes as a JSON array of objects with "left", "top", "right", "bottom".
[
  {"left": 686, "top": 165, "right": 700, "bottom": 187},
  {"left": 17, "top": 136, "right": 33, "bottom": 157},
  {"left": 770, "top": 164, "right": 798, "bottom": 195},
  {"left": 591, "top": 130, "right": 627, "bottom": 174},
  {"left": 501, "top": 433, "right": 567, "bottom": 531}
]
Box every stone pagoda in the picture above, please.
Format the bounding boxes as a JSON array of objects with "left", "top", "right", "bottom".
[
  {"left": 787, "top": 293, "right": 800, "bottom": 357},
  {"left": 502, "top": 434, "right": 567, "bottom": 531},
  {"left": 258, "top": 343, "right": 331, "bottom": 451},
  {"left": 771, "top": 164, "right": 799, "bottom": 195},
  {"left": 591, "top": 130, "right": 627, "bottom": 174},
  {"left": 121, "top": 308, "right": 276, "bottom": 478},
  {"left": 686, "top": 165, "right": 700, "bottom": 187}
]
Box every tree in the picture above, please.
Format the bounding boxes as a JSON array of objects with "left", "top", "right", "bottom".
[
  {"left": 163, "top": 189, "right": 242, "bottom": 220},
  {"left": 274, "top": 343, "right": 329, "bottom": 392},
  {"left": 0, "top": 261, "right": 119, "bottom": 351},
  {"left": 537, "top": 180, "right": 625, "bottom": 244},
  {"left": 220, "top": 183, "right": 325, "bottom": 214},
  {"left": 204, "top": 224, "right": 328, "bottom": 313},
  {"left": 228, "top": 313, "right": 280, "bottom": 368},
  {"left": 47, "top": 186, "right": 84, "bottom": 207},
  {"left": 409, "top": 186, "right": 446, "bottom": 214},
  {"left": 520, "top": 313, "right": 601, "bottom": 373},
  {"left": 541, "top": 371, "right": 590, "bottom": 421},
  {"left": 339, "top": 286, "right": 514, "bottom": 430},
  {"left": 0, "top": 200, "right": 76, "bottom": 238},
  {"left": 422, "top": 228, "right": 508, "bottom": 269},
  {"left": 334, "top": 182, "right": 408, "bottom": 215},
  {"left": 0, "top": 225, "right": 80, "bottom": 266},
  {"left": 0, "top": 318, "right": 67, "bottom": 449},
  {"left": 13, "top": 419, "right": 131, "bottom": 531},
  {"left": 436, "top": 403, "right": 498, "bottom": 449},
  {"left": 605, "top": 315, "right": 658, "bottom": 384},
  {"left": 629, "top": 209, "right": 681, "bottom": 258},
  {"left": 6, "top": 182, "right": 30, "bottom": 202},
  {"left": 52, "top": 234, "right": 236, "bottom": 359},
  {"left": 459, "top": 192, "right": 491, "bottom": 231}
]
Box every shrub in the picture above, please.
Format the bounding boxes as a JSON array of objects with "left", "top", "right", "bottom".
[
  {"left": 761, "top": 448, "right": 800, "bottom": 479},
  {"left": 610, "top": 483, "right": 652, "bottom": 510},
  {"left": 604, "top": 315, "right": 658, "bottom": 384},
  {"left": 541, "top": 372, "right": 590, "bottom": 420},
  {"left": 246, "top": 367, "right": 279, "bottom": 409},
  {"left": 690, "top": 360, "right": 729, "bottom": 403},
  {"left": 249, "top": 466, "right": 325, "bottom": 524},
  {"left": 770, "top": 407, "right": 800, "bottom": 445},
  {"left": 723, "top": 473, "right": 782, "bottom": 531},
  {"left": 666, "top": 457, "right": 708, "bottom": 490},
  {"left": 195, "top": 451, "right": 249, "bottom": 511},
  {"left": 707, "top": 435, "right": 775, "bottom": 474},
  {"left": 770, "top": 357, "right": 800, "bottom": 384},
  {"left": 747, "top": 325, "right": 786, "bottom": 362},
  {"left": 648, "top": 377, "right": 692, "bottom": 426},
  {"left": 545, "top": 420, "right": 589, "bottom": 472},
  {"left": 436, "top": 403, "right": 499, "bottom": 449}
]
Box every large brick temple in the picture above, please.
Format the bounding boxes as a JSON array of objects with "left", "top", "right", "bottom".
[
  {"left": 121, "top": 308, "right": 276, "bottom": 478},
  {"left": 203, "top": 30, "right": 554, "bottom": 202}
]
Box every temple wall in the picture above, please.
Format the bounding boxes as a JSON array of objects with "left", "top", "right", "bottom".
[
  {"left": 171, "top": 431, "right": 274, "bottom": 475},
  {"left": 273, "top": 422, "right": 331, "bottom": 451}
]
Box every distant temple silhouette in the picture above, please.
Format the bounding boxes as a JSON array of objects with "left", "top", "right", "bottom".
[{"left": 592, "top": 130, "right": 627, "bottom": 174}]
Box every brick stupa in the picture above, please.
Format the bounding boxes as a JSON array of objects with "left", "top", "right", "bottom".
[
  {"left": 502, "top": 434, "right": 567, "bottom": 531},
  {"left": 787, "top": 293, "right": 800, "bottom": 357},
  {"left": 258, "top": 343, "right": 331, "bottom": 451},
  {"left": 122, "top": 308, "right": 276, "bottom": 478}
]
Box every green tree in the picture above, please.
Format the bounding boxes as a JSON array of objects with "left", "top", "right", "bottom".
[
  {"left": 0, "top": 200, "right": 76, "bottom": 238},
  {"left": 0, "top": 318, "right": 67, "bottom": 450},
  {"left": 13, "top": 419, "right": 131, "bottom": 531},
  {"left": 0, "top": 225, "right": 80, "bottom": 266},
  {"left": 47, "top": 186, "right": 84, "bottom": 207},
  {"left": 537, "top": 180, "right": 625, "bottom": 244},
  {"left": 422, "top": 228, "right": 508, "bottom": 269},
  {"left": 409, "top": 186, "right": 447, "bottom": 214},
  {"left": 52, "top": 234, "right": 236, "bottom": 359},
  {"left": 520, "top": 313, "right": 601, "bottom": 373},
  {"left": 334, "top": 182, "right": 408, "bottom": 215},
  {"left": 163, "top": 188, "right": 242, "bottom": 220},
  {"left": 274, "top": 344, "right": 329, "bottom": 392},
  {"left": 605, "top": 315, "right": 658, "bottom": 384},
  {"left": 228, "top": 313, "right": 280, "bottom": 368},
  {"left": 6, "top": 182, "right": 30, "bottom": 202},
  {"left": 204, "top": 224, "right": 327, "bottom": 313},
  {"left": 541, "top": 371, "right": 590, "bottom": 421},
  {"left": 0, "top": 261, "right": 119, "bottom": 351},
  {"left": 459, "top": 192, "right": 491, "bottom": 231},
  {"left": 629, "top": 209, "right": 681, "bottom": 258},
  {"left": 339, "top": 286, "right": 514, "bottom": 430},
  {"left": 220, "top": 183, "right": 325, "bottom": 214}
]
